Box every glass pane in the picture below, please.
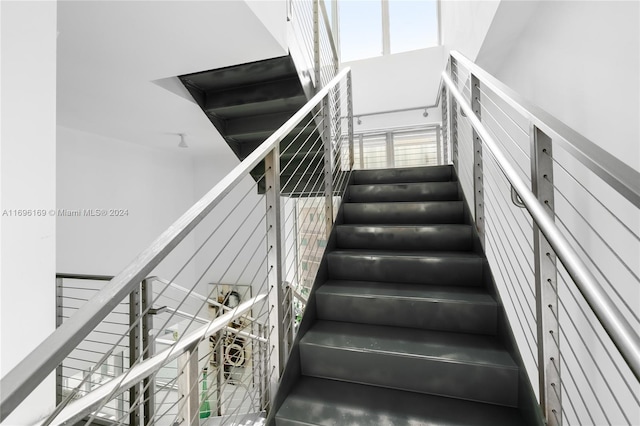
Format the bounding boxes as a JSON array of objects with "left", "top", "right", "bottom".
[
  {"left": 393, "top": 130, "right": 438, "bottom": 167},
  {"left": 389, "top": 0, "right": 438, "bottom": 54},
  {"left": 339, "top": 0, "right": 383, "bottom": 62},
  {"left": 361, "top": 133, "right": 388, "bottom": 169}
]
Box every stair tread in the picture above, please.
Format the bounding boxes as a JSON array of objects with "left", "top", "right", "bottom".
[
  {"left": 318, "top": 280, "right": 496, "bottom": 305},
  {"left": 345, "top": 200, "right": 462, "bottom": 205},
  {"left": 301, "top": 320, "right": 517, "bottom": 369},
  {"left": 343, "top": 200, "right": 465, "bottom": 225},
  {"left": 276, "top": 376, "right": 526, "bottom": 426},
  {"left": 335, "top": 224, "right": 473, "bottom": 251},
  {"left": 353, "top": 165, "right": 454, "bottom": 184},
  {"left": 348, "top": 181, "right": 459, "bottom": 202},
  {"left": 337, "top": 223, "right": 472, "bottom": 230},
  {"left": 328, "top": 249, "right": 482, "bottom": 259}
]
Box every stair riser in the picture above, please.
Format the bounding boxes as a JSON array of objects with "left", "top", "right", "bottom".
[
  {"left": 327, "top": 254, "right": 483, "bottom": 286},
  {"left": 299, "top": 345, "right": 519, "bottom": 407},
  {"left": 336, "top": 226, "right": 473, "bottom": 251},
  {"left": 353, "top": 165, "right": 453, "bottom": 184},
  {"left": 343, "top": 202, "right": 464, "bottom": 224},
  {"left": 316, "top": 293, "right": 497, "bottom": 335},
  {"left": 348, "top": 182, "right": 459, "bottom": 202}
]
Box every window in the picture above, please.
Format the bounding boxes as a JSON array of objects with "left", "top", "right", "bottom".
[
  {"left": 393, "top": 130, "right": 438, "bottom": 167},
  {"left": 339, "top": 0, "right": 439, "bottom": 62},
  {"left": 389, "top": 1, "right": 438, "bottom": 54},
  {"left": 302, "top": 262, "right": 309, "bottom": 271},
  {"left": 317, "top": 240, "right": 327, "bottom": 248},
  {"left": 339, "top": 1, "right": 383, "bottom": 62},
  {"left": 301, "top": 238, "right": 309, "bottom": 246}
]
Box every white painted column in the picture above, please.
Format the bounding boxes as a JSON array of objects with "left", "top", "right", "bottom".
[{"left": 0, "top": 1, "right": 57, "bottom": 423}]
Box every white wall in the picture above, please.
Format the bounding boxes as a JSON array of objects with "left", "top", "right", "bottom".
[
  {"left": 191, "top": 154, "right": 269, "bottom": 301},
  {"left": 480, "top": 0, "right": 639, "bottom": 171},
  {"left": 245, "top": 0, "right": 288, "bottom": 52},
  {"left": 57, "top": 126, "right": 198, "bottom": 285},
  {"left": 440, "top": 0, "right": 501, "bottom": 61},
  {"left": 0, "top": 1, "right": 57, "bottom": 424},
  {"left": 342, "top": 46, "right": 445, "bottom": 131}
]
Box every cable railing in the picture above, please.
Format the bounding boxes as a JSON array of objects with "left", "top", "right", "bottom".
[
  {"left": 0, "top": 67, "right": 353, "bottom": 426},
  {"left": 341, "top": 124, "right": 445, "bottom": 171},
  {"left": 289, "top": 0, "right": 338, "bottom": 92},
  {"left": 55, "top": 274, "right": 130, "bottom": 423},
  {"left": 441, "top": 50, "right": 640, "bottom": 426}
]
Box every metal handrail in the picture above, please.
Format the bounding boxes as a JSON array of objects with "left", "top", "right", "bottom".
[
  {"left": 450, "top": 50, "right": 640, "bottom": 209},
  {"left": 0, "top": 67, "right": 352, "bottom": 421},
  {"left": 148, "top": 276, "right": 260, "bottom": 323},
  {"left": 352, "top": 104, "right": 438, "bottom": 120},
  {"left": 351, "top": 123, "right": 441, "bottom": 137},
  {"left": 33, "top": 294, "right": 267, "bottom": 426},
  {"left": 442, "top": 71, "right": 640, "bottom": 381},
  {"left": 56, "top": 273, "right": 114, "bottom": 281}
]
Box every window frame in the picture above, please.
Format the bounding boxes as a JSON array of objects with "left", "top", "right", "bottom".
[{"left": 337, "top": 0, "right": 441, "bottom": 62}]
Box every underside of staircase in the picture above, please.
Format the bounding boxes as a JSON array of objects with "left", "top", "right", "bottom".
[
  {"left": 270, "top": 165, "right": 544, "bottom": 426},
  {"left": 179, "top": 55, "right": 323, "bottom": 196}
]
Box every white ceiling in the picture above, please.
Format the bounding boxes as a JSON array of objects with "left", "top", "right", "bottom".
[{"left": 57, "top": 0, "right": 288, "bottom": 154}]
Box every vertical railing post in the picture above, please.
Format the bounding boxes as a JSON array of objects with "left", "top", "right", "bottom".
[
  {"left": 441, "top": 87, "right": 450, "bottom": 165},
  {"left": 385, "top": 131, "right": 394, "bottom": 168},
  {"left": 259, "top": 324, "right": 269, "bottom": 411},
  {"left": 55, "top": 277, "right": 64, "bottom": 406},
  {"left": 215, "top": 331, "right": 224, "bottom": 416},
  {"left": 531, "top": 125, "right": 561, "bottom": 426},
  {"left": 312, "top": 0, "right": 320, "bottom": 91},
  {"left": 358, "top": 134, "right": 364, "bottom": 169},
  {"left": 176, "top": 345, "right": 199, "bottom": 426},
  {"left": 471, "top": 73, "right": 485, "bottom": 246},
  {"left": 114, "top": 351, "right": 124, "bottom": 420},
  {"left": 435, "top": 124, "right": 442, "bottom": 166},
  {"left": 129, "top": 284, "right": 142, "bottom": 426},
  {"left": 322, "top": 96, "right": 334, "bottom": 237},
  {"left": 347, "top": 71, "right": 354, "bottom": 170},
  {"left": 449, "top": 56, "right": 459, "bottom": 169},
  {"left": 282, "top": 282, "right": 294, "bottom": 356},
  {"left": 265, "top": 145, "right": 285, "bottom": 409},
  {"left": 141, "top": 279, "right": 155, "bottom": 424}
]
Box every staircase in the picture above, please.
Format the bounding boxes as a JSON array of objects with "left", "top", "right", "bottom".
[
  {"left": 273, "top": 165, "right": 541, "bottom": 425},
  {"left": 179, "top": 55, "right": 324, "bottom": 195}
]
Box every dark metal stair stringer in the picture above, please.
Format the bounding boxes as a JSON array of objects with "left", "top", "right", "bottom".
[{"left": 178, "top": 55, "right": 324, "bottom": 196}]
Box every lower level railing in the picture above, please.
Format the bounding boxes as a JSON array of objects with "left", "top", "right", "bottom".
[{"left": 342, "top": 124, "right": 445, "bottom": 171}]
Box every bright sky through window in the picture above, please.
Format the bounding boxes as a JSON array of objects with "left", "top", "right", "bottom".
[
  {"left": 390, "top": 0, "right": 438, "bottom": 54},
  {"left": 339, "top": 0, "right": 439, "bottom": 62},
  {"left": 340, "top": 1, "right": 383, "bottom": 62}
]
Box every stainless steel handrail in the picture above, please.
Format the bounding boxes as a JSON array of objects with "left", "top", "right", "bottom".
[
  {"left": 148, "top": 276, "right": 259, "bottom": 323},
  {"left": 56, "top": 273, "right": 114, "bottom": 281},
  {"left": 0, "top": 67, "right": 352, "bottom": 421},
  {"left": 32, "top": 294, "right": 266, "bottom": 426},
  {"left": 442, "top": 71, "right": 640, "bottom": 381},
  {"left": 353, "top": 104, "right": 438, "bottom": 120},
  {"left": 351, "top": 123, "right": 441, "bottom": 136},
  {"left": 450, "top": 50, "right": 640, "bottom": 209}
]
